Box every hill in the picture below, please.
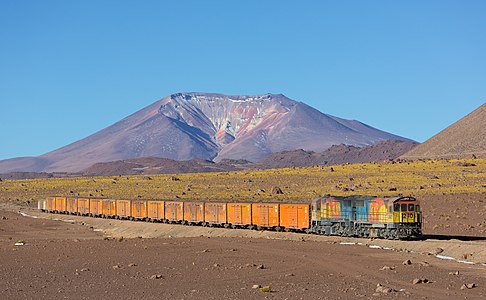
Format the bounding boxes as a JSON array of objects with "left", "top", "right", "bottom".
[
  {"left": 401, "top": 103, "right": 486, "bottom": 159},
  {"left": 258, "top": 140, "right": 418, "bottom": 169}
]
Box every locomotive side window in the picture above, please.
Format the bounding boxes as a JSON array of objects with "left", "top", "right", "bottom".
[
  {"left": 408, "top": 204, "right": 414, "bottom": 212},
  {"left": 394, "top": 203, "right": 400, "bottom": 211},
  {"left": 401, "top": 204, "right": 407, "bottom": 212}
]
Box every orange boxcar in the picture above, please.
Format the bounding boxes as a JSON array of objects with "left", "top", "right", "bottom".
[
  {"left": 116, "top": 200, "right": 132, "bottom": 219},
  {"left": 45, "top": 196, "right": 56, "bottom": 212},
  {"left": 227, "top": 203, "right": 252, "bottom": 227},
  {"left": 204, "top": 203, "right": 227, "bottom": 226},
  {"left": 184, "top": 202, "right": 204, "bottom": 224},
  {"left": 279, "top": 203, "right": 311, "bottom": 230},
  {"left": 89, "top": 199, "right": 103, "bottom": 216},
  {"left": 165, "top": 201, "right": 184, "bottom": 223},
  {"left": 252, "top": 203, "right": 280, "bottom": 229},
  {"left": 147, "top": 201, "right": 165, "bottom": 221},
  {"left": 131, "top": 200, "right": 148, "bottom": 220},
  {"left": 66, "top": 197, "right": 78, "bottom": 214},
  {"left": 55, "top": 196, "right": 67, "bottom": 212},
  {"left": 102, "top": 199, "right": 117, "bottom": 218},
  {"left": 77, "top": 198, "right": 90, "bottom": 215}
]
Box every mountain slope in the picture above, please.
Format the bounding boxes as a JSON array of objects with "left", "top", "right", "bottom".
[
  {"left": 0, "top": 92, "right": 411, "bottom": 173},
  {"left": 258, "top": 140, "right": 418, "bottom": 169},
  {"left": 401, "top": 103, "right": 486, "bottom": 159}
]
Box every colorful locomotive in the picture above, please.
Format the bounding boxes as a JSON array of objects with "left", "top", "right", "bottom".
[
  {"left": 38, "top": 195, "right": 422, "bottom": 239},
  {"left": 311, "top": 196, "right": 421, "bottom": 239}
]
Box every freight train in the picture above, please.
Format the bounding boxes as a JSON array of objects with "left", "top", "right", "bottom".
[{"left": 38, "top": 195, "right": 422, "bottom": 239}]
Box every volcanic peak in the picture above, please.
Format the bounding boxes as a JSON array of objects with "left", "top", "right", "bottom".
[{"left": 158, "top": 92, "right": 295, "bottom": 147}]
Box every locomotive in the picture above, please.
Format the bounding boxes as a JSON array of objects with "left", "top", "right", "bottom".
[{"left": 38, "top": 195, "right": 422, "bottom": 240}]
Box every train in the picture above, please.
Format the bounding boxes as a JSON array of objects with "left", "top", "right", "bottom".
[{"left": 38, "top": 195, "right": 422, "bottom": 240}]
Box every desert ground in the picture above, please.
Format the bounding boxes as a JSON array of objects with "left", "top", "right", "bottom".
[
  {"left": 0, "top": 200, "right": 484, "bottom": 300},
  {"left": 0, "top": 158, "right": 485, "bottom": 299}
]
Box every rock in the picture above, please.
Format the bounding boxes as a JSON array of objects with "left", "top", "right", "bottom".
[
  {"left": 460, "top": 283, "right": 476, "bottom": 290},
  {"left": 433, "top": 248, "right": 444, "bottom": 255},
  {"left": 112, "top": 265, "right": 121, "bottom": 269},
  {"left": 259, "top": 286, "right": 271, "bottom": 293},
  {"left": 380, "top": 265, "right": 395, "bottom": 270},
  {"left": 257, "top": 264, "right": 265, "bottom": 269},
  {"left": 168, "top": 176, "right": 180, "bottom": 181},
  {"left": 402, "top": 259, "right": 412, "bottom": 265},
  {"left": 271, "top": 186, "right": 284, "bottom": 194},
  {"left": 128, "top": 263, "right": 137, "bottom": 267},
  {"left": 413, "top": 278, "right": 430, "bottom": 284},
  {"left": 213, "top": 263, "right": 220, "bottom": 267},
  {"left": 388, "top": 187, "right": 397, "bottom": 191},
  {"left": 117, "top": 236, "right": 124, "bottom": 242},
  {"left": 449, "top": 271, "right": 460, "bottom": 275},
  {"left": 150, "top": 274, "right": 163, "bottom": 280},
  {"left": 80, "top": 268, "right": 89, "bottom": 272},
  {"left": 252, "top": 284, "right": 261, "bottom": 289},
  {"left": 376, "top": 284, "right": 396, "bottom": 294}
]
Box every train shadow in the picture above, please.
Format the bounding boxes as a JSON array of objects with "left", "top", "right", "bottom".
[{"left": 423, "top": 234, "right": 486, "bottom": 242}]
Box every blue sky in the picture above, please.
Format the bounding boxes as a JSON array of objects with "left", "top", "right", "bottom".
[{"left": 0, "top": 0, "right": 485, "bottom": 160}]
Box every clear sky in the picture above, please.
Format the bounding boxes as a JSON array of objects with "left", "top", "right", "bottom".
[{"left": 1, "top": 0, "right": 485, "bottom": 160}]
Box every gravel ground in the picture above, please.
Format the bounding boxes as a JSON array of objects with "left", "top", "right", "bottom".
[{"left": 0, "top": 206, "right": 485, "bottom": 300}]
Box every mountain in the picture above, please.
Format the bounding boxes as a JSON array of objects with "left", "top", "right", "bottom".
[
  {"left": 401, "top": 103, "right": 486, "bottom": 159},
  {"left": 0, "top": 92, "right": 411, "bottom": 173}
]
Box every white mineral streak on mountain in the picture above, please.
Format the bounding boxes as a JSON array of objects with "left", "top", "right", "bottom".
[{"left": 0, "top": 92, "right": 410, "bottom": 173}]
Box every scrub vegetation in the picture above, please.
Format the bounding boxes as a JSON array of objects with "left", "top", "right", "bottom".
[{"left": 0, "top": 158, "right": 484, "bottom": 203}]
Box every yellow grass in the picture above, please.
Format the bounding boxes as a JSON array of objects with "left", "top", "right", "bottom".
[{"left": 0, "top": 158, "right": 485, "bottom": 203}]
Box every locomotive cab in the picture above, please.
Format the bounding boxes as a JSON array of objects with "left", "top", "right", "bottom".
[{"left": 393, "top": 197, "right": 421, "bottom": 224}]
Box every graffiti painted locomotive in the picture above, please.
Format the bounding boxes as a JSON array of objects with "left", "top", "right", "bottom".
[{"left": 311, "top": 196, "right": 421, "bottom": 239}]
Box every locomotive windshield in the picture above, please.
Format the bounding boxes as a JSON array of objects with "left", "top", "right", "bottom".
[{"left": 394, "top": 203, "right": 416, "bottom": 212}]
